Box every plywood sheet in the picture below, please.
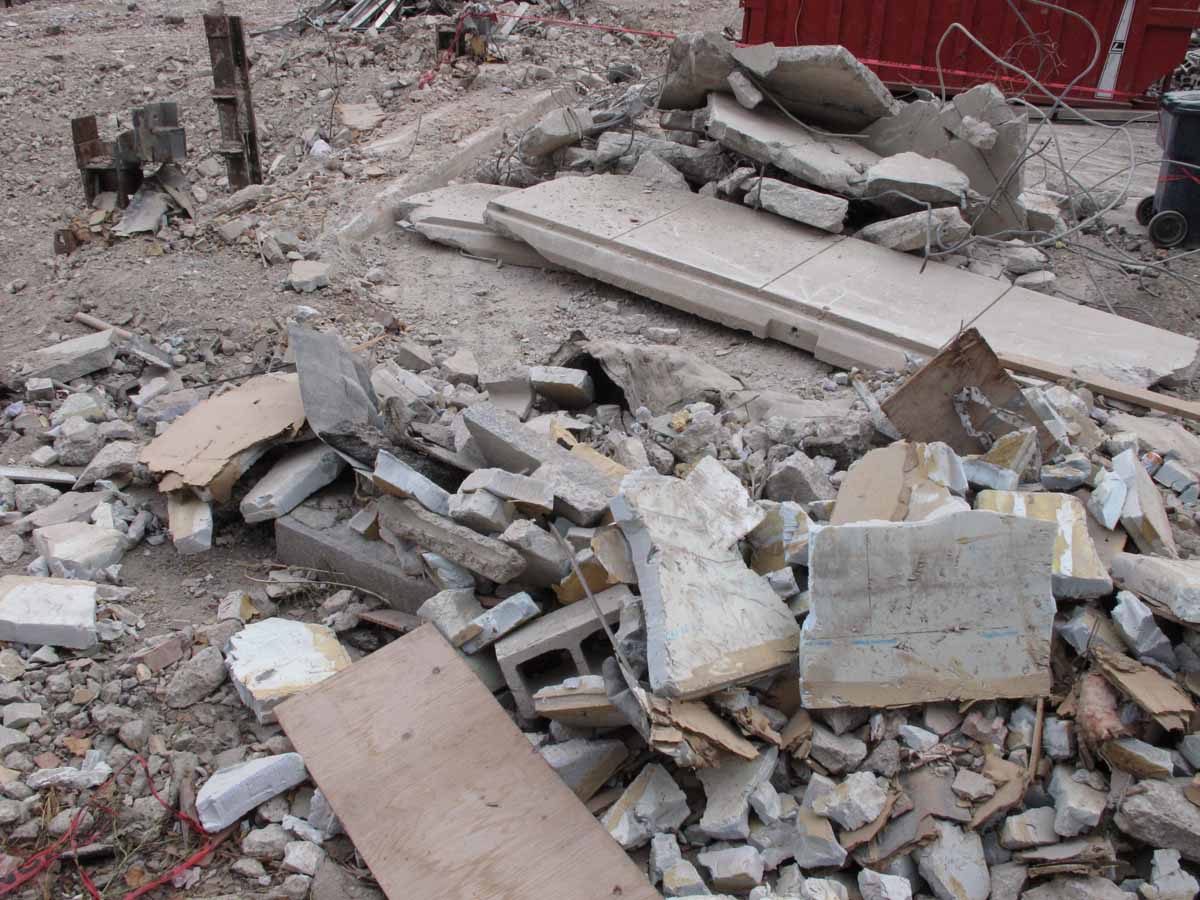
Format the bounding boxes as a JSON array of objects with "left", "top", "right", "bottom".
[{"left": 276, "top": 625, "right": 662, "bottom": 900}]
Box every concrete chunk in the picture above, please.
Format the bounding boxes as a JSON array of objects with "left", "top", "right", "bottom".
[
  {"left": 916, "top": 820, "right": 990, "bottom": 900},
  {"left": 529, "top": 366, "right": 595, "bottom": 409},
  {"left": 225, "top": 618, "right": 352, "bottom": 724},
  {"left": 1087, "top": 467, "right": 1127, "bottom": 530},
  {"left": 521, "top": 106, "right": 593, "bottom": 157},
  {"left": 1111, "top": 590, "right": 1177, "bottom": 667},
  {"left": 651, "top": 832, "right": 683, "bottom": 884},
  {"left": 697, "top": 746, "right": 778, "bottom": 840},
  {"left": 372, "top": 449, "right": 450, "bottom": 517},
  {"left": 975, "top": 491, "right": 1112, "bottom": 599},
  {"left": 377, "top": 496, "right": 526, "bottom": 583},
  {"left": 726, "top": 69, "right": 763, "bottom": 109},
  {"left": 1000, "top": 807, "right": 1058, "bottom": 849},
  {"left": 241, "top": 443, "right": 346, "bottom": 523},
  {"left": 499, "top": 519, "right": 571, "bottom": 586},
  {"left": 539, "top": 737, "right": 627, "bottom": 801},
  {"left": 743, "top": 178, "right": 848, "bottom": 233},
  {"left": 856, "top": 207, "right": 970, "bottom": 253},
  {"left": 802, "top": 510, "right": 1056, "bottom": 707},
  {"left": 416, "top": 589, "right": 485, "bottom": 647},
  {"left": 0, "top": 575, "right": 98, "bottom": 649},
  {"left": 447, "top": 490, "right": 515, "bottom": 534},
  {"left": 810, "top": 723, "right": 867, "bottom": 774},
  {"left": 460, "top": 592, "right": 540, "bottom": 654},
  {"left": 1111, "top": 553, "right": 1200, "bottom": 626},
  {"left": 601, "top": 762, "right": 689, "bottom": 849},
  {"left": 24, "top": 330, "right": 117, "bottom": 382},
  {"left": 1115, "top": 779, "right": 1200, "bottom": 862},
  {"left": 461, "top": 468, "right": 555, "bottom": 515},
  {"left": 32, "top": 520, "right": 127, "bottom": 578},
  {"left": 764, "top": 450, "right": 836, "bottom": 504},
  {"left": 662, "top": 859, "right": 709, "bottom": 896},
  {"left": 1048, "top": 766, "right": 1105, "bottom": 837},
  {"left": 612, "top": 458, "right": 800, "bottom": 699},
  {"left": 811, "top": 771, "right": 888, "bottom": 830},
  {"left": 167, "top": 492, "right": 213, "bottom": 555},
  {"left": 865, "top": 153, "right": 971, "bottom": 215},
  {"left": 197, "top": 753, "right": 308, "bottom": 831},
  {"left": 1113, "top": 447, "right": 1178, "bottom": 558},
  {"left": 858, "top": 869, "right": 913, "bottom": 900},
  {"left": 1101, "top": 737, "right": 1173, "bottom": 779},
  {"left": 628, "top": 153, "right": 692, "bottom": 193},
  {"left": 696, "top": 845, "right": 764, "bottom": 893}
]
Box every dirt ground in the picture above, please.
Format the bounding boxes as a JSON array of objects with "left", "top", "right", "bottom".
[{"left": 3, "top": 0, "right": 1200, "bottom": 893}]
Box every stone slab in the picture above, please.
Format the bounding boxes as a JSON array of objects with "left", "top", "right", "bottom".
[
  {"left": 0, "top": 575, "right": 98, "bottom": 649},
  {"left": 802, "top": 509, "right": 1057, "bottom": 707},
  {"left": 485, "top": 176, "right": 1197, "bottom": 388},
  {"left": 23, "top": 330, "right": 117, "bottom": 382},
  {"left": 400, "top": 183, "right": 553, "bottom": 269}
]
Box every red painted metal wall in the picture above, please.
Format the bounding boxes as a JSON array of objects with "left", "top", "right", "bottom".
[{"left": 740, "top": 0, "right": 1200, "bottom": 104}]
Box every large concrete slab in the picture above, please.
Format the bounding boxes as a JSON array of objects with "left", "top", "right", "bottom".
[{"left": 486, "top": 176, "right": 1198, "bottom": 388}]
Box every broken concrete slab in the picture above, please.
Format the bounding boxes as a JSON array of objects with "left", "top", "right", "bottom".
[
  {"left": 728, "top": 43, "right": 899, "bottom": 130},
  {"left": 400, "top": 183, "right": 552, "bottom": 269},
  {"left": 601, "top": 762, "right": 690, "bottom": 849},
  {"left": 23, "top": 329, "right": 118, "bottom": 382},
  {"left": 1113, "top": 448, "right": 1178, "bottom": 558},
  {"left": 864, "top": 152, "right": 971, "bottom": 215},
  {"left": 461, "top": 468, "right": 554, "bottom": 515},
  {"left": 485, "top": 175, "right": 1198, "bottom": 388},
  {"left": 659, "top": 32, "right": 736, "bottom": 110},
  {"left": 417, "top": 589, "right": 485, "bottom": 648},
  {"left": 0, "top": 576, "right": 98, "bottom": 649},
  {"left": 765, "top": 449, "right": 837, "bottom": 504},
  {"left": 197, "top": 753, "right": 308, "bottom": 831},
  {"left": 974, "top": 491, "right": 1112, "bottom": 600},
  {"left": 539, "top": 737, "right": 627, "bottom": 801},
  {"left": 1112, "top": 553, "right": 1200, "bottom": 625},
  {"left": 529, "top": 366, "right": 595, "bottom": 409},
  {"left": 831, "top": 441, "right": 967, "bottom": 525},
  {"left": 697, "top": 746, "right": 779, "bottom": 840},
  {"left": 856, "top": 207, "right": 971, "bottom": 253},
  {"left": 225, "top": 617, "right": 352, "bottom": 724},
  {"left": 1111, "top": 590, "right": 1177, "bottom": 667},
  {"left": 520, "top": 105, "right": 593, "bottom": 158},
  {"left": 802, "top": 509, "right": 1056, "bottom": 707},
  {"left": 499, "top": 519, "right": 570, "bottom": 586},
  {"left": 915, "top": 820, "right": 990, "bottom": 900},
  {"left": 612, "top": 457, "right": 800, "bottom": 699},
  {"left": 33, "top": 520, "right": 127, "bottom": 578},
  {"left": 447, "top": 489, "right": 515, "bottom": 534},
  {"left": 371, "top": 449, "right": 450, "bottom": 517},
  {"left": 744, "top": 178, "right": 848, "bottom": 233},
  {"left": 706, "top": 93, "right": 879, "bottom": 197},
  {"left": 696, "top": 844, "right": 764, "bottom": 893},
  {"left": 1115, "top": 779, "right": 1200, "bottom": 862},
  {"left": 459, "top": 592, "right": 540, "bottom": 654},
  {"left": 627, "top": 152, "right": 691, "bottom": 192},
  {"left": 377, "top": 496, "right": 526, "bottom": 584},
  {"left": 241, "top": 443, "right": 346, "bottom": 524}
]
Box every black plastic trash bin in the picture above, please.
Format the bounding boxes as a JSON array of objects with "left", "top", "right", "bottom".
[{"left": 1138, "top": 90, "right": 1200, "bottom": 248}]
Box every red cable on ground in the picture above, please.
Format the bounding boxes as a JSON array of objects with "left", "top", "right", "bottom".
[
  {"left": 0, "top": 756, "right": 226, "bottom": 900},
  {"left": 418, "top": 8, "right": 676, "bottom": 89}
]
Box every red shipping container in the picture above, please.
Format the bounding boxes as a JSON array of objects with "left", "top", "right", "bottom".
[{"left": 740, "top": 0, "right": 1200, "bottom": 104}]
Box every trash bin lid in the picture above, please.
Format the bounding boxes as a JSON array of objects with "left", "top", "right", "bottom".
[{"left": 1163, "top": 90, "right": 1200, "bottom": 113}]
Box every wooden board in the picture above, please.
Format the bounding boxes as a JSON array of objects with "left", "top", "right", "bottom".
[
  {"left": 882, "top": 329, "right": 1055, "bottom": 455},
  {"left": 358, "top": 608, "right": 422, "bottom": 633},
  {"left": 275, "top": 625, "right": 662, "bottom": 900},
  {"left": 999, "top": 351, "right": 1200, "bottom": 423}
]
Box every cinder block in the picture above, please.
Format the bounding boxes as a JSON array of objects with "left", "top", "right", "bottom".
[{"left": 495, "top": 585, "right": 628, "bottom": 718}]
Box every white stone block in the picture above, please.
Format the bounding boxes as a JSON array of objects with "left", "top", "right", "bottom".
[
  {"left": 0, "top": 575, "right": 98, "bottom": 649},
  {"left": 197, "top": 753, "right": 308, "bottom": 831}
]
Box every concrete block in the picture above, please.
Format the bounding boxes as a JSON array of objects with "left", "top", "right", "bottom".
[
  {"left": 403, "top": 184, "right": 552, "bottom": 269},
  {"left": 727, "top": 69, "right": 762, "bottom": 109},
  {"left": 1048, "top": 766, "right": 1105, "bottom": 837},
  {"left": 1000, "top": 807, "right": 1058, "bottom": 850},
  {"left": 275, "top": 501, "right": 436, "bottom": 613},
  {"left": 287, "top": 260, "right": 330, "bottom": 293},
  {"left": 495, "top": 585, "right": 627, "bottom": 718},
  {"left": 521, "top": 106, "right": 593, "bottom": 157},
  {"left": 372, "top": 449, "right": 451, "bottom": 517},
  {"left": 283, "top": 840, "right": 325, "bottom": 876},
  {"left": 859, "top": 868, "right": 913, "bottom": 900},
  {"left": 529, "top": 366, "right": 595, "bottom": 409},
  {"left": 32, "top": 521, "right": 126, "bottom": 578},
  {"left": 1115, "top": 779, "right": 1200, "bottom": 863},
  {"left": 442, "top": 348, "right": 479, "bottom": 387},
  {"left": 479, "top": 368, "right": 535, "bottom": 420},
  {"left": 831, "top": 441, "right": 967, "bottom": 525},
  {"left": 1087, "top": 467, "right": 1127, "bottom": 530},
  {"left": 1113, "top": 447, "right": 1177, "bottom": 558},
  {"left": 951, "top": 770, "right": 995, "bottom": 802},
  {"left": 461, "top": 468, "right": 555, "bottom": 515},
  {"left": 197, "top": 753, "right": 308, "bottom": 831},
  {"left": 1102, "top": 737, "right": 1173, "bottom": 779},
  {"left": 0, "top": 576, "right": 98, "bottom": 649},
  {"left": 539, "top": 737, "right": 627, "bottom": 801},
  {"left": 241, "top": 443, "right": 345, "bottom": 523},
  {"left": 865, "top": 152, "right": 971, "bottom": 215},
  {"left": 747, "top": 500, "right": 810, "bottom": 574},
  {"left": 764, "top": 449, "right": 836, "bottom": 503},
  {"left": 628, "top": 153, "right": 691, "bottom": 193},
  {"left": 166, "top": 492, "right": 212, "bottom": 555},
  {"left": 811, "top": 771, "right": 888, "bottom": 830},
  {"left": 499, "top": 519, "right": 571, "bottom": 586},
  {"left": 416, "top": 589, "right": 484, "bottom": 647},
  {"left": 25, "top": 378, "right": 54, "bottom": 402},
  {"left": 650, "top": 832, "right": 683, "bottom": 884},
  {"left": 856, "top": 207, "right": 971, "bottom": 253},
  {"left": 1111, "top": 590, "right": 1177, "bottom": 667},
  {"left": 1111, "top": 553, "right": 1200, "bottom": 626},
  {"left": 743, "top": 178, "right": 848, "bottom": 233},
  {"left": 696, "top": 845, "right": 764, "bottom": 893},
  {"left": 810, "top": 723, "right": 868, "bottom": 773},
  {"left": 662, "top": 860, "right": 709, "bottom": 896},
  {"left": 601, "top": 762, "right": 689, "bottom": 849},
  {"left": 974, "top": 491, "right": 1112, "bottom": 599},
  {"left": 613, "top": 458, "right": 799, "bottom": 699},
  {"left": 803, "top": 510, "right": 1056, "bottom": 707},
  {"left": 24, "top": 330, "right": 117, "bottom": 382},
  {"left": 460, "top": 592, "right": 539, "bottom": 654},
  {"left": 659, "top": 32, "right": 735, "bottom": 110},
  {"left": 225, "top": 618, "right": 352, "bottom": 724},
  {"left": 391, "top": 340, "right": 435, "bottom": 372},
  {"left": 696, "top": 746, "right": 778, "bottom": 840},
  {"left": 75, "top": 441, "right": 140, "bottom": 489},
  {"left": 462, "top": 403, "right": 617, "bottom": 526},
  {"left": 748, "top": 806, "right": 847, "bottom": 870},
  {"left": 916, "top": 820, "right": 990, "bottom": 900},
  {"left": 1040, "top": 453, "right": 1092, "bottom": 491},
  {"left": 447, "top": 490, "right": 515, "bottom": 534},
  {"left": 377, "top": 496, "right": 526, "bottom": 583}
]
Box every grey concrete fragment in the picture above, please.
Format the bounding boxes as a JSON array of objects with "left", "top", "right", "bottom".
[
  {"left": 461, "top": 468, "right": 555, "bottom": 514},
  {"left": 416, "top": 589, "right": 484, "bottom": 647},
  {"left": 529, "top": 366, "right": 595, "bottom": 409},
  {"left": 372, "top": 449, "right": 450, "bottom": 516},
  {"left": 448, "top": 490, "right": 515, "bottom": 534},
  {"left": 499, "top": 519, "right": 571, "bottom": 586},
  {"left": 858, "top": 869, "right": 913, "bottom": 900},
  {"left": 1111, "top": 553, "right": 1200, "bottom": 626},
  {"left": 1146, "top": 848, "right": 1200, "bottom": 900},
  {"left": 659, "top": 32, "right": 736, "bottom": 110},
  {"left": 442, "top": 348, "right": 479, "bottom": 387},
  {"left": 727, "top": 70, "right": 762, "bottom": 109},
  {"left": 0, "top": 575, "right": 98, "bottom": 649},
  {"left": 521, "top": 106, "right": 594, "bottom": 158},
  {"left": 989, "top": 862, "right": 1028, "bottom": 900},
  {"left": 1103, "top": 737, "right": 1173, "bottom": 779},
  {"left": 628, "top": 153, "right": 692, "bottom": 193},
  {"left": 1048, "top": 766, "right": 1106, "bottom": 837},
  {"left": 601, "top": 763, "right": 689, "bottom": 849},
  {"left": 650, "top": 832, "right": 683, "bottom": 884},
  {"left": 377, "top": 496, "right": 526, "bottom": 583},
  {"left": 743, "top": 178, "right": 848, "bottom": 233},
  {"left": 856, "top": 207, "right": 970, "bottom": 253},
  {"left": 865, "top": 152, "right": 971, "bottom": 215},
  {"left": 662, "top": 860, "right": 710, "bottom": 896},
  {"left": 697, "top": 746, "right": 778, "bottom": 840},
  {"left": 166, "top": 493, "right": 212, "bottom": 556},
  {"left": 75, "top": 441, "right": 140, "bottom": 488},
  {"left": 164, "top": 645, "right": 228, "bottom": 708},
  {"left": 810, "top": 723, "right": 867, "bottom": 774},
  {"left": 1000, "top": 807, "right": 1057, "bottom": 849},
  {"left": 612, "top": 458, "right": 799, "bottom": 699},
  {"left": 197, "top": 753, "right": 308, "bottom": 831},
  {"left": 1112, "top": 590, "right": 1177, "bottom": 667},
  {"left": 288, "top": 260, "right": 330, "bottom": 293},
  {"left": 916, "top": 820, "right": 990, "bottom": 900},
  {"left": 696, "top": 845, "right": 763, "bottom": 893},
  {"left": 33, "top": 520, "right": 127, "bottom": 578},
  {"left": 764, "top": 450, "right": 836, "bottom": 504},
  {"left": 811, "top": 771, "right": 888, "bottom": 830},
  {"left": 1115, "top": 779, "right": 1200, "bottom": 862},
  {"left": 539, "top": 737, "right": 627, "bottom": 801},
  {"left": 24, "top": 330, "right": 117, "bottom": 382},
  {"left": 241, "top": 443, "right": 346, "bottom": 523},
  {"left": 460, "top": 592, "right": 540, "bottom": 654}
]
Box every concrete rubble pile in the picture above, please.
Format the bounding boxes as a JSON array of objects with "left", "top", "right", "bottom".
[
  {"left": 398, "top": 32, "right": 1070, "bottom": 294},
  {"left": 6, "top": 300, "right": 1200, "bottom": 899}
]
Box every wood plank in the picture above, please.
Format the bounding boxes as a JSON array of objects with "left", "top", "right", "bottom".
[
  {"left": 881, "top": 328, "right": 1055, "bottom": 455},
  {"left": 358, "top": 608, "right": 423, "bottom": 633},
  {"left": 276, "top": 625, "right": 662, "bottom": 900},
  {"left": 998, "top": 351, "right": 1200, "bottom": 423}
]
